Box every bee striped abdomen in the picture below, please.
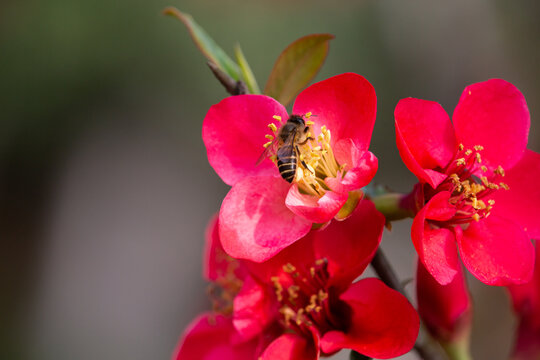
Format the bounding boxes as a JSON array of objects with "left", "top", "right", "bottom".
[{"left": 277, "top": 145, "right": 297, "bottom": 183}]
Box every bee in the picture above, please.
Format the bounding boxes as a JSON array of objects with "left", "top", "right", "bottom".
[{"left": 256, "top": 114, "right": 312, "bottom": 183}]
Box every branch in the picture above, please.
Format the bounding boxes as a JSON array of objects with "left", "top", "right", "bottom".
[
  {"left": 207, "top": 61, "right": 248, "bottom": 95},
  {"left": 371, "top": 249, "right": 449, "bottom": 360}
]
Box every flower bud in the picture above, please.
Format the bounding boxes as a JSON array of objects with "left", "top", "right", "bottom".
[{"left": 416, "top": 260, "right": 472, "bottom": 354}]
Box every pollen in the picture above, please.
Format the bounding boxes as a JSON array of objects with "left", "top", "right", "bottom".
[
  {"left": 495, "top": 165, "right": 505, "bottom": 176},
  {"left": 433, "top": 145, "right": 511, "bottom": 228}
]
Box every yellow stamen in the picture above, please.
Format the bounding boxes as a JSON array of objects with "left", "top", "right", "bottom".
[
  {"left": 263, "top": 141, "right": 273, "bottom": 148},
  {"left": 265, "top": 134, "right": 274, "bottom": 140},
  {"left": 495, "top": 165, "right": 505, "bottom": 177},
  {"left": 268, "top": 123, "right": 278, "bottom": 132},
  {"left": 272, "top": 115, "right": 282, "bottom": 122}
]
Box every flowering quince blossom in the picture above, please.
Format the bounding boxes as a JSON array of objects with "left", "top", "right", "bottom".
[
  {"left": 416, "top": 261, "right": 472, "bottom": 344},
  {"left": 507, "top": 242, "right": 540, "bottom": 360},
  {"left": 202, "top": 72, "right": 378, "bottom": 262},
  {"left": 233, "top": 201, "right": 420, "bottom": 359},
  {"left": 395, "top": 79, "right": 540, "bottom": 286}
]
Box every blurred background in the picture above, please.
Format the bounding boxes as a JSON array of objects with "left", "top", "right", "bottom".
[{"left": 1, "top": 0, "right": 539, "bottom": 359}]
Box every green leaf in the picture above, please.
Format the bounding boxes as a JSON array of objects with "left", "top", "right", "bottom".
[
  {"left": 264, "top": 34, "right": 334, "bottom": 106},
  {"left": 234, "top": 44, "right": 261, "bottom": 94},
  {"left": 163, "top": 7, "right": 241, "bottom": 81}
]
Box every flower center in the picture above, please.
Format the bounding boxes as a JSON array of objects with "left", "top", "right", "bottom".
[
  {"left": 426, "top": 144, "right": 509, "bottom": 227},
  {"left": 265, "top": 114, "right": 344, "bottom": 197},
  {"left": 270, "top": 258, "right": 337, "bottom": 336},
  {"left": 207, "top": 248, "right": 243, "bottom": 316}
]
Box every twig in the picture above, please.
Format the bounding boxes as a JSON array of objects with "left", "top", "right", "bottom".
[
  {"left": 207, "top": 61, "right": 247, "bottom": 95},
  {"left": 371, "top": 249, "right": 448, "bottom": 360}
]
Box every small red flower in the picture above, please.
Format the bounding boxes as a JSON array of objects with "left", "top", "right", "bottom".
[
  {"left": 395, "top": 79, "right": 539, "bottom": 285},
  {"left": 203, "top": 73, "right": 378, "bottom": 262},
  {"left": 416, "top": 261, "right": 472, "bottom": 344},
  {"left": 233, "top": 201, "right": 419, "bottom": 359},
  {"left": 508, "top": 242, "right": 540, "bottom": 360}
]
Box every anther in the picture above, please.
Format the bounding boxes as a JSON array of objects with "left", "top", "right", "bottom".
[
  {"left": 263, "top": 141, "right": 273, "bottom": 148},
  {"left": 305, "top": 112, "right": 312, "bottom": 118},
  {"left": 268, "top": 123, "right": 278, "bottom": 132},
  {"left": 273, "top": 115, "right": 282, "bottom": 122},
  {"left": 495, "top": 166, "right": 505, "bottom": 177},
  {"left": 265, "top": 134, "right": 274, "bottom": 140},
  {"left": 458, "top": 143, "right": 464, "bottom": 151},
  {"left": 474, "top": 145, "right": 484, "bottom": 151},
  {"left": 283, "top": 263, "right": 297, "bottom": 273},
  {"left": 481, "top": 165, "right": 488, "bottom": 172}
]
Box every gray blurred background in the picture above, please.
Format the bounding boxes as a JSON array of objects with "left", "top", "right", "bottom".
[{"left": 1, "top": 0, "right": 539, "bottom": 359}]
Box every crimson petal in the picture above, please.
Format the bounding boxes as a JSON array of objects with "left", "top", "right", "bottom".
[
  {"left": 203, "top": 95, "right": 287, "bottom": 186},
  {"left": 260, "top": 333, "right": 317, "bottom": 360},
  {"left": 172, "top": 313, "right": 257, "bottom": 360},
  {"left": 491, "top": 150, "right": 540, "bottom": 239},
  {"left": 453, "top": 79, "right": 530, "bottom": 171},
  {"left": 292, "top": 73, "right": 377, "bottom": 151},
  {"left": 219, "top": 176, "right": 311, "bottom": 262},
  {"left": 312, "top": 200, "right": 385, "bottom": 291},
  {"left": 458, "top": 215, "right": 534, "bottom": 285},
  {"left": 411, "top": 192, "right": 459, "bottom": 285},
  {"left": 320, "top": 278, "right": 419, "bottom": 359}
]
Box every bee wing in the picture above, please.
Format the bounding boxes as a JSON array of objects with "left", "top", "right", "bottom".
[
  {"left": 276, "top": 129, "right": 298, "bottom": 162},
  {"left": 255, "top": 137, "right": 280, "bottom": 166}
]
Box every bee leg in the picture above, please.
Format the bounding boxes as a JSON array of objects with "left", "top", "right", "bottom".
[{"left": 298, "top": 138, "right": 315, "bottom": 145}]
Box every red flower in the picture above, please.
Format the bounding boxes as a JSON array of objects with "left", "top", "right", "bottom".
[
  {"left": 395, "top": 79, "right": 539, "bottom": 285},
  {"left": 508, "top": 242, "right": 540, "bottom": 360},
  {"left": 416, "top": 261, "right": 472, "bottom": 344},
  {"left": 233, "top": 201, "right": 419, "bottom": 359},
  {"left": 203, "top": 73, "right": 378, "bottom": 262}
]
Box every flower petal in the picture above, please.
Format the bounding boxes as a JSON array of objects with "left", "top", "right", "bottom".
[
  {"left": 260, "top": 333, "right": 317, "bottom": 360},
  {"left": 458, "top": 215, "right": 535, "bottom": 285},
  {"left": 395, "top": 98, "right": 457, "bottom": 181},
  {"left": 203, "top": 95, "right": 287, "bottom": 186},
  {"left": 491, "top": 150, "right": 540, "bottom": 239},
  {"left": 219, "top": 176, "right": 312, "bottom": 262},
  {"left": 332, "top": 138, "right": 378, "bottom": 192},
  {"left": 203, "top": 215, "right": 246, "bottom": 282},
  {"left": 416, "top": 261, "right": 472, "bottom": 342},
  {"left": 233, "top": 275, "right": 276, "bottom": 341},
  {"left": 285, "top": 184, "right": 349, "bottom": 224},
  {"left": 312, "top": 200, "right": 385, "bottom": 291},
  {"left": 411, "top": 192, "right": 459, "bottom": 285},
  {"left": 172, "top": 313, "right": 257, "bottom": 360},
  {"left": 320, "top": 278, "right": 419, "bottom": 359},
  {"left": 453, "top": 79, "right": 530, "bottom": 170},
  {"left": 292, "top": 73, "right": 377, "bottom": 151},
  {"left": 507, "top": 242, "right": 540, "bottom": 328}
]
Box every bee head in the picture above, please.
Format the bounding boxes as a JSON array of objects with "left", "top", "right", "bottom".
[{"left": 288, "top": 115, "right": 305, "bottom": 125}]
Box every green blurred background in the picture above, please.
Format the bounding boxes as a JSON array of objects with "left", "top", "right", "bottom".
[{"left": 1, "top": 0, "right": 539, "bottom": 359}]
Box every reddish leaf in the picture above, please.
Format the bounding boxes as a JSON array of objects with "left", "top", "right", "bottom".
[{"left": 265, "top": 34, "right": 334, "bottom": 106}]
